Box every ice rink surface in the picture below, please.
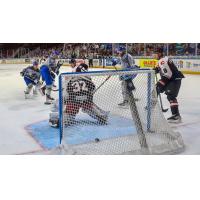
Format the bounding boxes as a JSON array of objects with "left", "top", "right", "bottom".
[{"left": 0, "top": 64, "right": 200, "bottom": 154}]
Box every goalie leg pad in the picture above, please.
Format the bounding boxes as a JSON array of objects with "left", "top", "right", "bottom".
[
  {"left": 65, "top": 102, "right": 80, "bottom": 115},
  {"left": 49, "top": 112, "right": 59, "bottom": 128},
  {"left": 82, "top": 103, "right": 109, "bottom": 124},
  {"left": 63, "top": 114, "right": 76, "bottom": 126},
  {"left": 64, "top": 102, "right": 80, "bottom": 126}
]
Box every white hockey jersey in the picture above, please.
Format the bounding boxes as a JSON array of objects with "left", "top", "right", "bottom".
[
  {"left": 156, "top": 56, "right": 184, "bottom": 83},
  {"left": 121, "top": 53, "right": 135, "bottom": 70},
  {"left": 157, "top": 56, "right": 173, "bottom": 79}
]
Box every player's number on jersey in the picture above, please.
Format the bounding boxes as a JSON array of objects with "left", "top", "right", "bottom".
[
  {"left": 163, "top": 68, "right": 168, "bottom": 73},
  {"left": 160, "top": 61, "right": 168, "bottom": 74},
  {"left": 72, "top": 81, "right": 88, "bottom": 92}
]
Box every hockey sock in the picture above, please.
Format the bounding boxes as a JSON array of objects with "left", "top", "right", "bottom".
[
  {"left": 25, "top": 84, "right": 33, "bottom": 94},
  {"left": 170, "top": 100, "right": 180, "bottom": 115}
]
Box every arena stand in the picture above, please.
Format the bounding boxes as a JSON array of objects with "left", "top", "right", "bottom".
[{"left": 1, "top": 43, "right": 200, "bottom": 74}]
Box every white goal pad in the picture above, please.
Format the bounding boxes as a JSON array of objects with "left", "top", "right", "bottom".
[{"left": 51, "top": 69, "right": 184, "bottom": 155}]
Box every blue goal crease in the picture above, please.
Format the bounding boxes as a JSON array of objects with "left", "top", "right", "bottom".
[{"left": 26, "top": 115, "right": 137, "bottom": 150}]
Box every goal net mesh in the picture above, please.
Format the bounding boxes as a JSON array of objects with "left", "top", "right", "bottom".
[{"left": 54, "top": 69, "right": 184, "bottom": 155}]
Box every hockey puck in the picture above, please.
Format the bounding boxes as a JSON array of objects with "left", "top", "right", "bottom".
[{"left": 95, "top": 138, "right": 100, "bottom": 142}]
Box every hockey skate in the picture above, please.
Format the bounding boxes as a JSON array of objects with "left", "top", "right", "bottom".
[
  {"left": 118, "top": 100, "right": 129, "bottom": 108},
  {"left": 49, "top": 118, "right": 59, "bottom": 128},
  {"left": 167, "top": 114, "right": 182, "bottom": 123},
  {"left": 24, "top": 91, "right": 32, "bottom": 99},
  {"left": 97, "top": 111, "right": 110, "bottom": 125},
  {"left": 44, "top": 95, "right": 55, "bottom": 105}
]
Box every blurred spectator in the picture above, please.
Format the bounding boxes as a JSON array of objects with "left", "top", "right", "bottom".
[
  {"left": 1, "top": 43, "right": 200, "bottom": 59},
  {"left": 88, "top": 53, "right": 93, "bottom": 67}
]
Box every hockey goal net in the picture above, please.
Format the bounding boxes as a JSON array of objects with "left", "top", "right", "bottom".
[{"left": 53, "top": 69, "right": 184, "bottom": 155}]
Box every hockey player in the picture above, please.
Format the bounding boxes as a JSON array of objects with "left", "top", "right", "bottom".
[
  {"left": 115, "top": 47, "right": 140, "bottom": 107},
  {"left": 40, "top": 57, "right": 56, "bottom": 104},
  {"left": 69, "top": 59, "right": 86, "bottom": 72},
  {"left": 51, "top": 59, "right": 64, "bottom": 89},
  {"left": 40, "top": 58, "right": 64, "bottom": 96},
  {"left": 49, "top": 62, "right": 109, "bottom": 127},
  {"left": 40, "top": 56, "right": 47, "bottom": 65},
  {"left": 20, "top": 60, "right": 41, "bottom": 99},
  {"left": 153, "top": 51, "right": 185, "bottom": 123},
  {"left": 69, "top": 58, "right": 77, "bottom": 72}
]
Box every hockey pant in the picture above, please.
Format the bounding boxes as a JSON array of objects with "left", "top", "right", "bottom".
[
  {"left": 24, "top": 77, "right": 36, "bottom": 86},
  {"left": 164, "top": 80, "right": 182, "bottom": 115},
  {"left": 40, "top": 66, "right": 54, "bottom": 86},
  {"left": 24, "top": 77, "right": 44, "bottom": 96}
]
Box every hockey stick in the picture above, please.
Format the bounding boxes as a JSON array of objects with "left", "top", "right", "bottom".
[
  {"left": 93, "top": 64, "right": 119, "bottom": 94},
  {"left": 93, "top": 75, "right": 112, "bottom": 94},
  {"left": 155, "top": 73, "right": 168, "bottom": 112}
]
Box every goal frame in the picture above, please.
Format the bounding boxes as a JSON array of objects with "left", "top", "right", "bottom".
[{"left": 58, "top": 68, "right": 154, "bottom": 150}]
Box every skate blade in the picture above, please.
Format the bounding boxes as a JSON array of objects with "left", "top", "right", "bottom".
[
  {"left": 33, "top": 94, "right": 38, "bottom": 97},
  {"left": 168, "top": 119, "right": 182, "bottom": 124},
  {"left": 49, "top": 123, "right": 59, "bottom": 128},
  {"left": 44, "top": 102, "right": 53, "bottom": 105},
  {"left": 118, "top": 105, "right": 129, "bottom": 109},
  {"left": 25, "top": 96, "right": 33, "bottom": 99}
]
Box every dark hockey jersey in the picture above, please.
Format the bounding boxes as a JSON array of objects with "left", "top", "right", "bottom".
[
  {"left": 155, "top": 56, "right": 184, "bottom": 85},
  {"left": 66, "top": 76, "right": 95, "bottom": 104}
]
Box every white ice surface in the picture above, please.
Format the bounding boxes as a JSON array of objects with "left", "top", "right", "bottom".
[{"left": 0, "top": 64, "right": 199, "bottom": 154}]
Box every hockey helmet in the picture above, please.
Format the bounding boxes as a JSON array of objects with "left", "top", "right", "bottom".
[
  {"left": 32, "top": 60, "right": 39, "bottom": 66},
  {"left": 115, "top": 46, "right": 126, "bottom": 55},
  {"left": 69, "top": 59, "right": 76, "bottom": 64},
  {"left": 76, "top": 63, "right": 88, "bottom": 72},
  {"left": 47, "top": 57, "right": 56, "bottom": 67}
]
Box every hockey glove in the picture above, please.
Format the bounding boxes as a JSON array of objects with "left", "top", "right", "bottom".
[
  {"left": 156, "top": 81, "right": 165, "bottom": 94},
  {"left": 20, "top": 71, "right": 25, "bottom": 77},
  {"left": 120, "top": 74, "right": 137, "bottom": 81}
]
